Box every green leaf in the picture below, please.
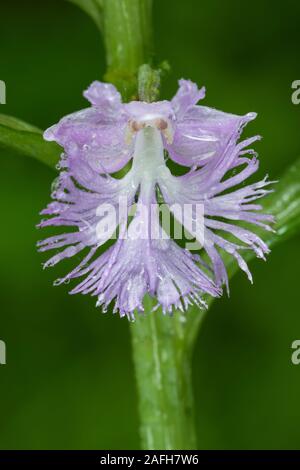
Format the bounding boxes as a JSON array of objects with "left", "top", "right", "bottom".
[
  {"left": 0, "top": 114, "right": 61, "bottom": 169},
  {"left": 66, "top": 0, "right": 103, "bottom": 32},
  {"left": 263, "top": 159, "right": 300, "bottom": 247},
  {"left": 184, "top": 157, "right": 300, "bottom": 349},
  {"left": 0, "top": 114, "right": 41, "bottom": 132},
  {"left": 224, "top": 158, "right": 300, "bottom": 280}
]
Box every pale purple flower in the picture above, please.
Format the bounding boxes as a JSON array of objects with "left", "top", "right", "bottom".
[{"left": 38, "top": 79, "right": 274, "bottom": 318}]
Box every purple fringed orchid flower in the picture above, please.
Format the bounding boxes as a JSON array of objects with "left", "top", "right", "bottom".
[{"left": 38, "top": 79, "right": 274, "bottom": 318}]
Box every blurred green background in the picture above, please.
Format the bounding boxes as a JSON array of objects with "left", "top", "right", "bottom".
[{"left": 0, "top": 0, "right": 300, "bottom": 450}]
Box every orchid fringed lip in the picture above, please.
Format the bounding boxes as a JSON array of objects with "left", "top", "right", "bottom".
[{"left": 38, "top": 79, "right": 274, "bottom": 319}]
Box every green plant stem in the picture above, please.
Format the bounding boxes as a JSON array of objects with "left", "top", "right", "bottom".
[
  {"left": 103, "top": 0, "right": 153, "bottom": 100},
  {"left": 131, "top": 297, "right": 200, "bottom": 450}
]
